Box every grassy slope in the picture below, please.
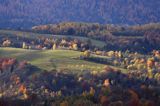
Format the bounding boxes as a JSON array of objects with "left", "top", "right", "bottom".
[
  {"left": 0, "top": 47, "right": 106, "bottom": 72},
  {"left": 0, "top": 30, "right": 106, "bottom": 48},
  {"left": 0, "top": 47, "right": 127, "bottom": 73}
]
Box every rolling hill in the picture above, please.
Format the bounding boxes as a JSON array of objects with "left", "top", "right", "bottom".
[
  {"left": 0, "top": 47, "right": 127, "bottom": 72},
  {"left": 0, "top": 47, "right": 105, "bottom": 71}
]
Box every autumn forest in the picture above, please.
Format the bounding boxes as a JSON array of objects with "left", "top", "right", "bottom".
[{"left": 0, "top": 0, "right": 160, "bottom": 106}]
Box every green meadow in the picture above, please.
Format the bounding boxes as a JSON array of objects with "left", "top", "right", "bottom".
[{"left": 0, "top": 47, "right": 106, "bottom": 72}]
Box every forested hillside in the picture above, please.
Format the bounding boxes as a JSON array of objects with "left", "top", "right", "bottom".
[
  {"left": 32, "top": 22, "right": 160, "bottom": 53},
  {"left": 0, "top": 0, "right": 160, "bottom": 28}
]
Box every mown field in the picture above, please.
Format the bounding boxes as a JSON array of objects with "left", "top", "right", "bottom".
[{"left": 0, "top": 47, "right": 107, "bottom": 72}]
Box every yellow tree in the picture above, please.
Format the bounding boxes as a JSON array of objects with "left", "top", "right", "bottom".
[
  {"left": 147, "top": 58, "right": 155, "bottom": 78},
  {"left": 72, "top": 43, "right": 78, "bottom": 50},
  {"left": 83, "top": 50, "right": 91, "bottom": 58},
  {"left": 52, "top": 43, "right": 57, "bottom": 50},
  {"left": 22, "top": 42, "right": 26, "bottom": 49},
  {"left": 89, "top": 87, "right": 95, "bottom": 96}
]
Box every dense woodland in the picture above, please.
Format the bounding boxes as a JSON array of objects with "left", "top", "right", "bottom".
[
  {"left": 0, "top": 0, "right": 160, "bottom": 28},
  {"left": 32, "top": 22, "right": 160, "bottom": 53},
  {"left": 1, "top": 22, "right": 160, "bottom": 53},
  {"left": 0, "top": 56, "right": 160, "bottom": 106}
]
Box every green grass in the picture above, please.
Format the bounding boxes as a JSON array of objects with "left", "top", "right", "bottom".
[
  {"left": 0, "top": 29, "right": 106, "bottom": 48},
  {"left": 0, "top": 47, "right": 107, "bottom": 72},
  {"left": 0, "top": 47, "right": 127, "bottom": 73}
]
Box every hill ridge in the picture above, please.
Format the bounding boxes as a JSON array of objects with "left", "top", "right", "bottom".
[{"left": 0, "top": 0, "right": 159, "bottom": 28}]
